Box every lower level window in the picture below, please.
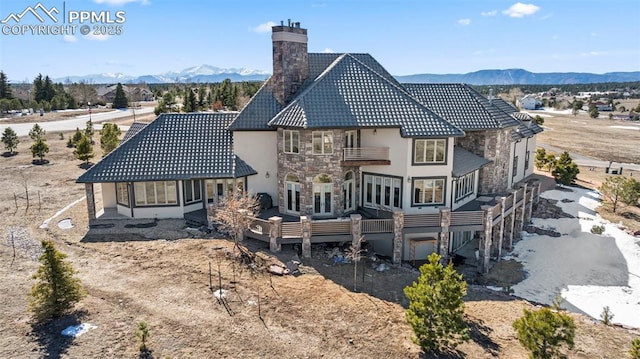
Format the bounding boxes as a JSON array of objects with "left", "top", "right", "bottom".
[
  {"left": 454, "top": 172, "right": 475, "bottom": 202},
  {"left": 363, "top": 173, "right": 402, "bottom": 209},
  {"left": 184, "top": 179, "right": 202, "bottom": 204},
  {"left": 116, "top": 182, "right": 129, "bottom": 206},
  {"left": 413, "top": 178, "right": 445, "bottom": 206},
  {"left": 134, "top": 181, "right": 178, "bottom": 206}
]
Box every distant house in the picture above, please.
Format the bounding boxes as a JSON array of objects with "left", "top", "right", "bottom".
[
  {"left": 78, "top": 22, "right": 543, "bottom": 273},
  {"left": 96, "top": 84, "right": 153, "bottom": 104},
  {"left": 593, "top": 101, "right": 613, "bottom": 111},
  {"left": 519, "top": 94, "right": 542, "bottom": 110}
]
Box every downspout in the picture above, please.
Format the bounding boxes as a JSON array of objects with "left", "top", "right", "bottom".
[{"left": 129, "top": 182, "right": 134, "bottom": 217}]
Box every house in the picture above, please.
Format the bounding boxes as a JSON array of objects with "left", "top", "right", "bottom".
[
  {"left": 518, "top": 94, "right": 542, "bottom": 110},
  {"left": 592, "top": 101, "right": 613, "bottom": 111},
  {"left": 78, "top": 22, "right": 542, "bottom": 272},
  {"left": 96, "top": 84, "right": 154, "bottom": 104}
]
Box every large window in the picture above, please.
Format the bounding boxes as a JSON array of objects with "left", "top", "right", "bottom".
[
  {"left": 312, "top": 131, "right": 333, "bottom": 155},
  {"left": 184, "top": 179, "right": 202, "bottom": 204},
  {"left": 283, "top": 130, "right": 299, "bottom": 154},
  {"left": 414, "top": 139, "right": 446, "bottom": 164},
  {"left": 455, "top": 172, "right": 475, "bottom": 202},
  {"left": 512, "top": 156, "right": 518, "bottom": 178},
  {"left": 412, "top": 178, "right": 445, "bottom": 206},
  {"left": 205, "top": 178, "right": 245, "bottom": 204},
  {"left": 524, "top": 150, "right": 530, "bottom": 171},
  {"left": 363, "top": 173, "right": 402, "bottom": 209},
  {"left": 116, "top": 182, "right": 129, "bottom": 207},
  {"left": 134, "top": 181, "right": 178, "bottom": 206}
]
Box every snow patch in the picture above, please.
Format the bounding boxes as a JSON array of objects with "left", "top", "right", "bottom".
[
  {"left": 61, "top": 323, "right": 96, "bottom": 337},
  {"left": 510, "top": 186, "right": 640, "bottom": 328}
]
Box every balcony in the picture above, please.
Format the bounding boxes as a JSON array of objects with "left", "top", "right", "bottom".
[{"left": 341, "top": 147, "right": 390, "bottom": 166}]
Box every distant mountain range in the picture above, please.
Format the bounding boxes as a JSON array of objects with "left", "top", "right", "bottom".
[
  {"left": 54, "top": 64, "right": 271, "bottom": 84},
  {"left": 53, "top": 65, "right": 640, "bottom": 85},
  {"left": 395, "top": 69, "right": 640, "bottom": 85}
]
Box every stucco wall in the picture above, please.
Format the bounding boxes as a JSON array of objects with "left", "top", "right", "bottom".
[
  {"left": 233, "top": 131, "right": 278, "bottom": 206},
  {"left": 101, "top": 182, "right": 116, "bottom": 208}
]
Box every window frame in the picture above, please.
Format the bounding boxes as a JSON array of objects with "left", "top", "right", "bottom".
[
  {"left": 115, "top": 182, "right": 130, "bottom": 207},
  {"left": 133, "top": 181, "right": 179, "bottom": 207},
  {"left": 512, "top": 155, "right": 519, "bottom": 178},
  {"left": 411, "top": 177, "right": 446, "bottom": 207},
  {"left": 283, "top": 129, "right": 300, "bottom": 154},
  {"left": 183, "top": 179, "right": 203, "bottom": 205},
  {"left": 312, "top": 130, "right": 333, "bottom": 155},
  {"left": 362, "top": 172, "right": 403, "bottom": 210},
  {"left": 454, "top": 172, "right": 475, "bottom": 203},
  {"left": 412, "top": 138, "right": 448, "bottom": 165}
]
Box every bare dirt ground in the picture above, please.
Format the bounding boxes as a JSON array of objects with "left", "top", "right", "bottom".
[{"left": 1, "top": 130, "right": 639, "bottom": 358}]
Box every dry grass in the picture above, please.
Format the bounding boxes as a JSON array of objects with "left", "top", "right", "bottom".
[
  {"left": 0, "top": 123, "right": 639, "bottom": 358},
  {"left": 536, "top": 110, "right": 640, "bottom": 164}
]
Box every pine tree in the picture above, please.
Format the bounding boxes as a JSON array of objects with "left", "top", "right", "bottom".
[
  {"left": 513, "top": 307, "right": 575, "bottom": 359},
  {"left": 67, "top": 128, "right": 84, "bottom": 148},
  {"left": 85, "top": 119, "right": 94, "bottom": 144},
  {"left": 1, "top": 127, "right": 19, "bottom": 154},
  {"left": 599, "top": 176, "right": 640, "bottom": 213},
  {"left": 112, "top": 83, "right": 129, "bottom": 108},
  {"left": 74, "top": 134, "right": 94, "bottom": 164},
  {"left": 552, "top": 151, "right": 579, "bottom": 186},
  {"left": 28, "top": 241, "right": 86, "bottom": 320},
  {"left": 29, "top": 123, "right": 45, "bottom": 141},
  {"left": 534, "top": 148, "right": 547, "bottom": 170},
  {"left": 0, "top": 70, "right": 13, "bottom": 99},
  {"left": 100, "top": 122, "right": 121, "bottom": 155},
  {"left": 404, "top": 253, "right": 469, "bottom": 352},
  {"left": 30, "top": 137, "right": 49, "bottom": 162},
  {"left": 630, "top": 338, "right": 640, "bottom": 359}
]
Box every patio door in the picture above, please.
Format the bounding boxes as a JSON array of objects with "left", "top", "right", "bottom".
[
  {"left": 285, "top": 174, "right": 301, "bottom": 214},
  {"left": 343, "top": 171, "right": 355, "bottom": 211},
  {"left": 312, "top": 183, "right": 331, "bottom": 215}
]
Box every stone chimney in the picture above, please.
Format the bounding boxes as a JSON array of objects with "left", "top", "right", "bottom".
[{"left": 271, "top": 20, "right": 308, "bottom": 105}]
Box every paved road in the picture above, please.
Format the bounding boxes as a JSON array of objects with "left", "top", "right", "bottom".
[
  {"left": 538, "top": 143, "right": 640, "bottom": 171},
  {"left": 0, "top": 107, "right": 154, "bottom": 137}
]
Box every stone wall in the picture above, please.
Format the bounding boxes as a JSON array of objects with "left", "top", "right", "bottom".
[
  {"left": 277, "top": 128, "right": 359, "bottom": 217},
  {"left": 456, "top": 128, "right": 513, "bottom": 194},
  {"left": 270, "top": 26, "right": 308, "bottom": 105}
]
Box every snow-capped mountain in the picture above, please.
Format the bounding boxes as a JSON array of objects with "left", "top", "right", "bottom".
[{"left": 54, "top": 65, "right": 271, "bottom": 84}]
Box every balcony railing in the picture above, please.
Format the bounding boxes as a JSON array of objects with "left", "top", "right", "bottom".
[{"left": 343, "top": 147, "right": 390, "bottom": 162}]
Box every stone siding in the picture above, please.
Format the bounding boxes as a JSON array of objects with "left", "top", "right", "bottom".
[
  {"left": 456, "top": 128, "right": 513, "bottom": 194},
  {"left": 270, "top": 26, "right": 308, "bottom": 105},
  {"left": 277, "top": 128, "right": 359, "bottom": 217}
]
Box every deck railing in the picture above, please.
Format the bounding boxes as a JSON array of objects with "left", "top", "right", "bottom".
[
  {"left": 362, "top": 219, "right": 394, "bottom": 233},
  {"left": 249, "top": 218, "right": 270, "bottom": 235},
  {"left": 343, "top": 147, "right": 389, "bottom": 161},
  {"left": 312, "top": 220, "right": 351, "bottom": 236},
  {"left": 404, "top": 213, "right": 440, "bottom": 228},
  {"left": 281, "top": 222, "right": 302, "bottom": 238},
  {"left": 450, "top": 211, "right": 484, "bottom": 226}
]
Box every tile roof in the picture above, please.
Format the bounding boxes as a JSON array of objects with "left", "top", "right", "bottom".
[
  {"left": 228, "top": 53, "right": 406, "bottom": 131},
  {"left": 490, "top": 98, "right": 519, "bottom": 113},
  {"left": 403, "top": 83, "right": 521, "bottom": 130},
  {"left": 121, "top": 121, "right": 148, "bottom": 143},
  {"left": 268, "top": 54, "right": 465, "bottom": 138},
  {"left": 78, "top": 113, "right": 256, "bottom": 183},
  {"left": 452, "top": 146, "right": 492, "bottom": 177}
]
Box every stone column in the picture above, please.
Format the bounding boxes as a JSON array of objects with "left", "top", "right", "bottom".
[
  {"left": 85, "top": 183, "right": 96, "bottom": 220},
  {"left": 438, "top": 207, "right": 451, "bottom": 262},
  {"left": 504, "top": 190, "right": 517, "bottom": 250},
  {"left": 300, "top": 216, "right": 312, "bottom": 258},
  {"left": 492, "top": 199, "right": 506, "bottom": 258},
  {"left": 392, "top": 210, "right": 404, "bottom": 267},
  {"left": 350, "top": 214, "right": 362, "bottom": 252},
  {"left": 478, "top": 205, "right": 494, "bottom": 274},
  {"left": 268, "top": 216, "right": 283, "bottom": 253}
]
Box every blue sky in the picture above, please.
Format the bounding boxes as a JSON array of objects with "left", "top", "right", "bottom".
[{"left": 1, "top": 0, "right": 639, "bottom": 82}]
